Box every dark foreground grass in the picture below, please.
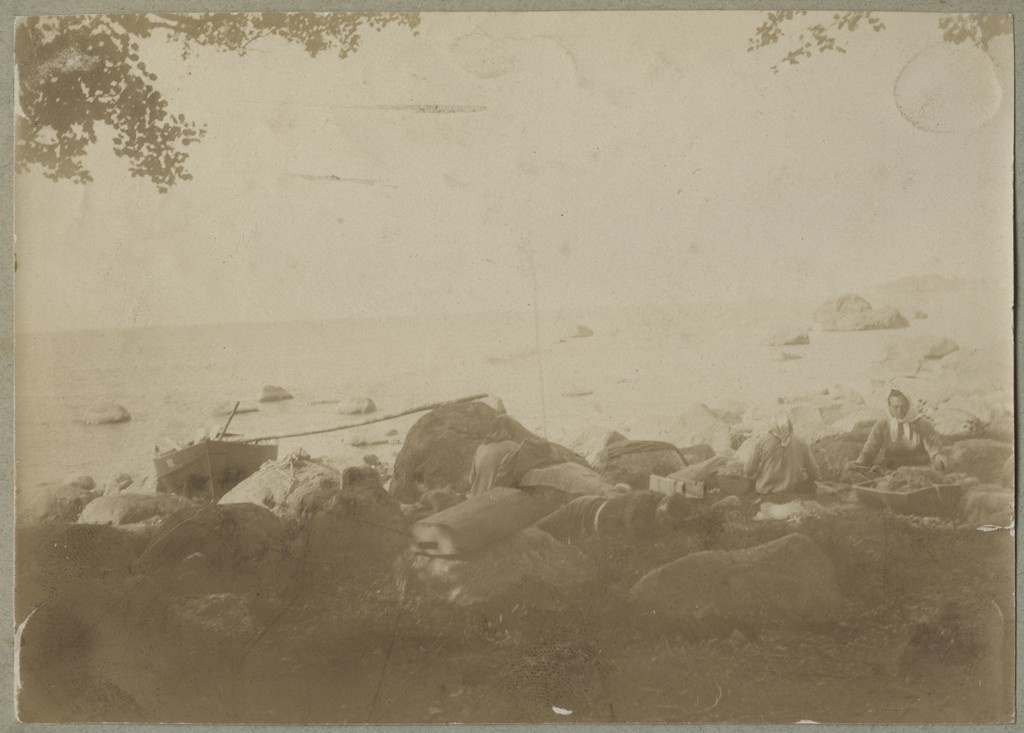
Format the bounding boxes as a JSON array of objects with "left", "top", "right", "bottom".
[{"left": 16, "top": 495, "right": 1016, "bottom": 724}]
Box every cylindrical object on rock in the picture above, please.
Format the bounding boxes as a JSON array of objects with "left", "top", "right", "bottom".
[{"left": 410, "top": 487, "right": 566, "bottom": 557}]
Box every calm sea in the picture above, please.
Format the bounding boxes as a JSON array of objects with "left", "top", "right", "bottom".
[{"left": 14, "top": 292, "right": 1005, "bottom": 491}]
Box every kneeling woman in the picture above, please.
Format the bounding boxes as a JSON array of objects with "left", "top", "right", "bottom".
[{"left": 855, "top": 388, "right": 947, "bottom": 471}]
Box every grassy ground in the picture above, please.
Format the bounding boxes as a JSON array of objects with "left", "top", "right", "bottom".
[{"left": 17, "top": 490, "right": 1015, "bottom": 724}]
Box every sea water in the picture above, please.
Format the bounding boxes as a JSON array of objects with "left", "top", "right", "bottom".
[{"left": 14, "top": 289, "right": 1008, "bottom": 491}]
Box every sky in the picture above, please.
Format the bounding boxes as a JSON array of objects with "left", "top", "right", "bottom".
[{"left": 13, "top": 11, "right": 1015, "bottom": 331}]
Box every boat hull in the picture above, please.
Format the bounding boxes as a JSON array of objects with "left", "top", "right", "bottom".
[{"left": 154, "top": 441, "right": 278, "bottom": 502}]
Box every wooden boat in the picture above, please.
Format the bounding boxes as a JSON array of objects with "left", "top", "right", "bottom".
[
  {"left": 154, "top": 439, "right": 278, "bottom": 502},
  {"left": 154, "top": 393, "right": 488, "bottom": 504}
]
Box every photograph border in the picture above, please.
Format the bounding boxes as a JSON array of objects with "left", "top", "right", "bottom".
[{"left": 1, "top": 0, "right": 1019, "bottom": 730}]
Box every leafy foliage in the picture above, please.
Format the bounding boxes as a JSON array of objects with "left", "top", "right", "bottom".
[
  {"left": 748, "top": 11, "right": 886, "bottom": 73},
  {"left": 15, "top": 13, "right": 420, "bottom": 191},
  {"left": 937, "top": 13, "right": 1013, "bottom": 51},
  {"left": 749, "top": 11, "right": 1010, "bottom": 73}
]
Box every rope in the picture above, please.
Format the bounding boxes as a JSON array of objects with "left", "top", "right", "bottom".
[{"left": 241, "top": 393, "right": 489, "bottom": 443}]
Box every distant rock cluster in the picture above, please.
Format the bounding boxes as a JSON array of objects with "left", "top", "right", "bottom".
[{"left": 814, "top": 294, "right": 909, "bottom": 331}]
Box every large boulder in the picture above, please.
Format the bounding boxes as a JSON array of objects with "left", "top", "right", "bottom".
[
  {"left": 297, "top": 467, "right": 410, "bottom": 586},
  {"left": 78, "top": 493, "right": 196, "bottom": 527},
  {"left": 742, "top": 402, "right": 844, "bottom": 444},
  {"left": 592, "top": 439, "right": 684, "bottom": 490},
  {"left": 15, "top": 523, "right": 143, "bottom": 620},
  {"left": 218, "top": 451, "right": 344, "bottom": 520},
  {"left": 520, "top": 462, "right": 621, "bottom": 497},
  {"left": 947, "top": 440, "right": 1014, "bottom": 484},
  {"left": 827, "top": 409, "right": 883, "bottom": 437},
  {"left": 258, "top": 385, "right": 292, "bottom": 403},
  {"left": 217, "top": 452, "right": 408, "bottom": 584},
  {"left": 403, "top": 527, "right": 596, "bottom": 607},
  {"left": 923, "top": 407, "right": 984, "bottom": 440},
  {"left": 814, "top": 294, "right": 909, "bottom": 331},
  {"left": 678, "top": 445, "right": 714, "bottom": 468},
  {"left": 881, "top": 335, "right": 960, "bottom": 374},
  {"left": 389, "top": 400, "right": 502, "bottom": 503},
  {"left": 136, "top": 503, "right": 289, "bottom": 595},
  {"left": 17, "top": 581, "right": 156, "bottom": 723},
  {"left": 79, "top": 402, "right": 131, "bottom": 425},
  {"left": 18, "top": 482, "right": 101, "bottom": 525},
  {"left": 628, "top": 403, "right": 733, "bottom": 456},
  {"left": 984, "top": 414, "right": 1014, "bottom": 444},
  {"left": 939, "top": 393, "right": 1004, "bottom": 427},
  {"left": 567, "top": 425, "right": 628, "bottom": 465},
  {"left": 811, "top": 435, "right": 865, "bottom": 482},
  {"left": 629, "top": 533, "right": 841, "bottom": 635},
  {"left": 787, "top": 404, "right": 839, "bottom": 443},
  {"left": 957, "top": 486, "right": 1013, "bottom": 528}
]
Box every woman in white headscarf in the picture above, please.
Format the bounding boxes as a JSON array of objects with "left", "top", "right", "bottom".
[
  {"left": 854, "top": 387, "right": 947, "bottom": 470},
  {"left": 744, "top": 411, "right": 820, "bottom": 497}
]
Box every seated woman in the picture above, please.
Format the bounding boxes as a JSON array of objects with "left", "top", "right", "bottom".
[
  {"left": 853, "top": 388, "right": 947, "bottom": 471},
  {"left": 744, "top": 412, "right": 820, "bottom": 498}
]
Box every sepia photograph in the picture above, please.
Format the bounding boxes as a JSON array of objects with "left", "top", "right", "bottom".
[{"left": 10, "top": 8, "right": 1016, "bottom": 725}]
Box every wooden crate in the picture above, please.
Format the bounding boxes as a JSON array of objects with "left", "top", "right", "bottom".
[{"left": 649, "top": 474, "right": 705, "bottom": 498}]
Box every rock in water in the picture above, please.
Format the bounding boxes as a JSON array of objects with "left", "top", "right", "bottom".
[
  {"left": 390, "top": 400, "right": 502, "bottom": 503},
  {"left": 79, "top": 402, "right": 131, "bottom": 425},
  {"left": 767, "top": 330, "right": 810, "bottom": 346},
  {"left": 337, "top": 397, "right": 377, "bottom": 415},
  {"left": 814, "top": 294, "right": 909, "bottom": 331},
  {"left": 258, "top": 385, "right": 292, "bottom": 403},
  {"left": 948, "top": 439, "right": 1014, "bottom": 483},
  {"left": 78, "top": 493, "right": 196, "bottom": 527},
  {"left": 629, "top": 533, "right": 841, "bottom": 634}
]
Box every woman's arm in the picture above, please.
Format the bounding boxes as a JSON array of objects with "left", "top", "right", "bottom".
[
  {"left": 744, "top": 435, "right": 763, "bottom": 479},
  {"left": 855, "top": 421, "right": 887, "bottom": 466},
  {"left": 801, "top": 440, "right": 820, "bottom": 481},
  {"left": 915, "top": 418, "right": 948, "bottom": 467}
]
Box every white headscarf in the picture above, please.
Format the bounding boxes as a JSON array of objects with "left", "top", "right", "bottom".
[
  {"left": 885, "top": 387, "right": 921, "bottom": 447},
  {"left": 770, "top": 411, "right": 793, "bottom": 448}
]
